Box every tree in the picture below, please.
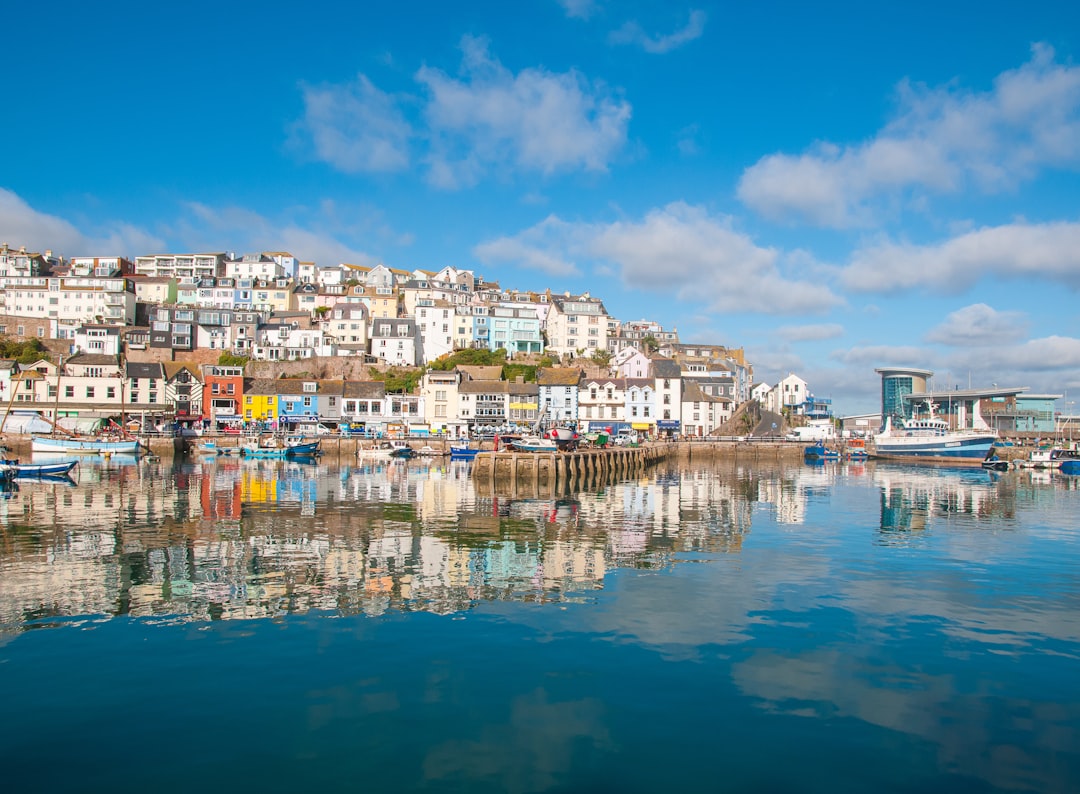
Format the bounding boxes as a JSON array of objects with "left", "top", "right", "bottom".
[
  {"left": 217, "top": 352, "right": 250, "bottom": 368},
  {"left": 590, "top": 348, "right": 612, "bottom": 368},
  {"left": 429, "top": 348, "right": 508, "bottom": 371},
  {"left": 314, "top": 306, "right": 330, "bottom": 319},
  {"left": 642, "top": 335, "right": 659, "bottom": 353},
  {"left": 0, "top": 336, "right": 50, "bottom": 364}
]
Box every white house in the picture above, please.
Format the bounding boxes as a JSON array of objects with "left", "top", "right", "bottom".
[{"left": 369, "top": 318, "right": 421, "bottom": 367}]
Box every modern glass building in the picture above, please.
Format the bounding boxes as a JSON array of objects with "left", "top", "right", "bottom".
[{"left": 875, "top": 367, "right": 932, "bottom": 426}]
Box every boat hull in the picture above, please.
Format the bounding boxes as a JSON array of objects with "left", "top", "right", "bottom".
[
  {"left": 31, "top": 435, "right": 140, "bottom": 455},
  {"left": 870, "top": 434, "right": 996, "bottom": 463},
  {"left": 1061, "top": 460, "right": 1080, "bottom": 476},
  {"left": 3, "top": 460, "right": 79, "bottom": 478}
]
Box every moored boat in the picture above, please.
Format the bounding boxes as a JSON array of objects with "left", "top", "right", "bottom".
[
  {"left": 32, "top": 434, "right": 141, "bottom": 455},
  {"left": 870, "top": 415, "right": 996, "bottom": 464},
  {"left": 0, "top": 459, "right": 79, "bottom": 478},
  {"left": 1060, "top": 459, "right": 1080, "bottom": 476},
  {"left": 241, "top": 434, "right": 320, "bottom": 459},
  {"left": 804, "top": 442, "right": 839, "bottom": 461},
  {"left": 512, "top": 436, "right": 558, "bottom": 453},
  {"left": 358, "top": 440, "right": 412, "bottom": 459},
  {"left": 449, "top": 444, "right": 479, "bottom": 461}
]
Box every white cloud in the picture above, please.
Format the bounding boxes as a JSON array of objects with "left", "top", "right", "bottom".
[
  {"left": 609, "top": 10, "right": 707, "bottom": 54},
  {"left": 589, "top": 203, "right": 841, "bottom": 313},
  {"left": 473, "top": 215, "right": 581, "bottom": 277},
  {"left": 0, "top": 188, "right": 164, "bottom": 258},
  {"left": 475, "top": 202, "right": 842, "bottom": 314},
  {"left": 556, "top": 0, "right": 597, "bottom": 20},
  {"left": 970, "top": 335, "right": 1080, "bottom": 372},
  {"left": 774, "top": 323, "right": 845, "bottom": 343},
  {"left": 841, "top": 221, "right": 1080, "bottom": 293},
  {"left": 295, "top": 75, "right": 412, "bottom": 173},
  {"left": 416, "top": 36, "right": 631, "bottom": 188},
  {"left": 738, "top": 43, "right": 1080, "bottom": 227},
  {"left": 924, "top": 304, "right": 1028, "bottom": 347}
]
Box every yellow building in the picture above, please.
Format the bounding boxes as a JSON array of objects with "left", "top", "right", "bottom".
[{"left": 242, "top": 378, "right": 279, "bottom": 425}]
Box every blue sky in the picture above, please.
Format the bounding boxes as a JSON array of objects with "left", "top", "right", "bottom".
[{"left": 3, "top": 1, "right": 1080, "bottom": 415}]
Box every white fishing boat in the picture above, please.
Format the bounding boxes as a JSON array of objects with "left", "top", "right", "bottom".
[
  {"left": 870, "top": 415, "right": 996, "bottom": 464},
  {"left": 357, "top": 440, "right": 412, "bottom": 459},
  {"left": 512, "top": 435, "right": 558, "bottom": 453}
]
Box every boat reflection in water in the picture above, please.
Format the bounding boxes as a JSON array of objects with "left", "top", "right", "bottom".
[{"left": 1, "top": 457, "right": 1079, "bottom": 794}]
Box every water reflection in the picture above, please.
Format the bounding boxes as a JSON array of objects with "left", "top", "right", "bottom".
[{"left": 0, "top": 457, "right": 1074, "bottom": 635}]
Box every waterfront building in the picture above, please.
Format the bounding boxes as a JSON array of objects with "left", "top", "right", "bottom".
[
  {"left": 342, "top": 380, "right": 387, "bottom": 435},
  {"left": 875, "top": 367, "right": 932, "bottom": 424},
  {"left": 680, "top": 379, "right": 732, "bottom": 438},
  {"left": 163, "top": 363, "right": 203, "bottom": 428},
  {"left": 651, "top": 357, "right": 682, "bottom": 437},
  {"left": 579, "top": 376, "right": 627, "bottom": 432},
  {"left": 776, "top": 373, "right": 810, "bottom": 414},
  {"left": 276, "top": 379, "right": 324, "bottom": 429},
  {"left": 876, "top": 366, "right": 1037, "bottom": 432},
  {"left": 242, "top": 378, "right": 280, "bottom": 428},
  {"left": 625, "top": 377, "right": 655, "bottom": 436},
  {"left": 201, "top": 365, "right": 244, "bottom": 430},
  {"left": 508, "top": 378, "right": 540, "bottom": 430},
  {"left": 459, "top": 378, "right": 510, "bottom": 433},
  {"left": 537, "top": 367, "right": 583, "bottom": 425},
  {"left": 125, "top": 362, "right": 167, "bottom": 420},
  {"left": 421, "top": 368, "right": 464, "bottom": 436}
]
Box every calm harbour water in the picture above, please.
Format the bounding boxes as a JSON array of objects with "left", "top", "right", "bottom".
[{"left": 1, "top": 455, "right": 1078, "bottom": 793}]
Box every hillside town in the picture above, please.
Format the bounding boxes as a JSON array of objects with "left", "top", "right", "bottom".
[{"left": 0, "top": 243, "right": 838, "bottom": 440}]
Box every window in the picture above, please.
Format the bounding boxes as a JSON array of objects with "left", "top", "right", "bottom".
[
  {"left": 107, "top": 387, "right": 116, "bottom": 399},
  {"left": 65, "top": 385, "right": 74, "bottom": 398},
  {"left": 644, "top": 406, "right": 650, "bottom": 417},
  {"left": 86, "top": 387, "right": 95, "bottom": 399}
]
